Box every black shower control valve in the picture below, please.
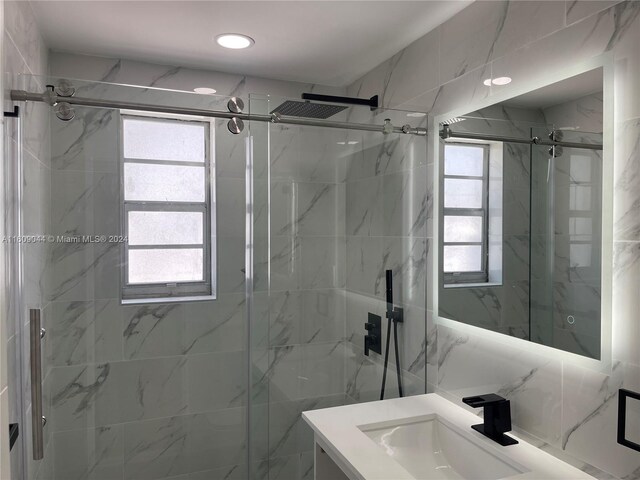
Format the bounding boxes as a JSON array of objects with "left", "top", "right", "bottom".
[{"left": 364, "top": 313, "right": 382, "bottom": 356}]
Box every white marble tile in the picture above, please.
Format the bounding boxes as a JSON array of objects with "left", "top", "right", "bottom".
[
  {"left": 270, "top": 181, "right": 339, "bottom": 237},
  {"left": 382, "top": 236, "right": 427, "bottom": 309},
  {"left": 268, "top": 342, "right": 346, "bottom": 403},
  {"left": 51, "top": 106, "right": 119, "bottom": 173},
  {"left": 562, "top": 362, "right": 640, "bottom": 478},
  {"left": 122, "top": 303, "right": 185, "bottom": 360},
  {"left": 123, "top": 408, "right": 246, "bottom": 480},
  {"left": 216, "top": 177, "right": 245, "bottom": 239},
  {"left": 346, "top": 176, "right": 383, "bottom": 236},
  {"left": 183, "top": 294, "right": 246, "bottom": 355},
  {"left": 566, "top": 1, "right": 624, "bottom": 25},
  {"left": 50, "top": 357, "right": 188, "bottom": 431},
  {"left": 187, "top": 350, "right": 246, "bottom": 412},
  {"left": 613, "top": 118, "right": 640, "bottom": 241},
  {"left": 431, "top": 64, "right": 492, "bottom": 117},
  {"left": 52, "top": 425, "right": 124, "bottom": 480},
  {"left": 299, "top": 236, "right": 345, "bottom": 290},
  {"left": 438, "top": 1, "right": 564, "bottom": 84},
  {"left": 611, "top": 241, "right": 640, "bottom": 366},
  {"left": 382, "top": 166, "right": 428, "bottom": 238},
  {"left": 491, "top": 3, "right": 640, "bottom": 113},
  {"left": 269, "top": 289, "right": 345, "bottom": 347},
  {"left": 345, "top": 235, "right": 384, "bottom": 298},
  {"left": 48, "top": 300, "right": 123, "bottom": 366},
  {"left": 216, "top": 235, "right": 246, "bottom": 294},
  {"left": 5, "top": 1, "right": 47, "bottom": 77},
  {"left": 348, "top": 28, "right": 439, "bottom": 108},
  {"left": 268, "top": 395, "right": 346, "bottom": 460}
]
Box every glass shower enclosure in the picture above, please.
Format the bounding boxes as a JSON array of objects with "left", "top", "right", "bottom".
[{"left": 7, "top": 76, "right": 429, "bottom": 480}]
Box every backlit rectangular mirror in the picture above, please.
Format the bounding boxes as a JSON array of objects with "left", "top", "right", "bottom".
[{"left": 437, "top": 67, "right": 607, "bottom": 360}]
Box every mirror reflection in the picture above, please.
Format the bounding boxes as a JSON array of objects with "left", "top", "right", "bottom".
[{"left": 438, "top": 68, "right": 603, "bottom": 359}]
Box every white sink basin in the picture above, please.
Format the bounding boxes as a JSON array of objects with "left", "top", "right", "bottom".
[
  {"left": 302, "top": 394, "right": 596, "bottom": 480},
  {"left": 359, "top": 414, "right": 528, "bottom": 480}
]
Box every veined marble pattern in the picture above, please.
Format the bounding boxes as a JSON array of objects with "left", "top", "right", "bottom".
[{"left": 341, "top": 1, "right": 640, "bottom": 476}]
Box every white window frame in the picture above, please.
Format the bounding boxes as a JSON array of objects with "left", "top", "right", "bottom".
[
  {"left": 119, "top": 111, "right": 216, "bottom": 303},
  {"left": 443, "top": 142, "right": 490, "bottom": 284}
]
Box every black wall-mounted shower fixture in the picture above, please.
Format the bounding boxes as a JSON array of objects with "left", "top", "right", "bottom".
[
  {"left": 380, "top": 269, "right": 404, "bottom": 400},
  {"left": 364, "top": 313, "right": 382, "bottom": 356},
  {"left": 301, "top": 93, "right": 379, "bottom": 110}
]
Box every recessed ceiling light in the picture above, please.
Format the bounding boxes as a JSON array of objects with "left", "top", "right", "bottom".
[
  {"left": 193, "top": 87, "right": 217, "bottom": 94},
  {"left": 407, "top": 112, "right": 427, "bottom": 117},
  {"left": 483, "top": 78, "right": 492, "bottom": 86},
  {"left": 492, "top": 76, "right": 512, "bottom": 85},
  {"left": 216, "top": 34, "right": 254, "bottom": 49},
  {"left": 347, "top": 141, "right": 359, "bottom": 145}
]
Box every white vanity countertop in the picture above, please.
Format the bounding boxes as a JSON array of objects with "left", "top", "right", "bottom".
[{"left": 302, "top": 393, "right": 595, "bottom": 480}]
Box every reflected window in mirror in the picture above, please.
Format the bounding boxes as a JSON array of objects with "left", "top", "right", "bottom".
[{"left": 443, "top": 143, "right": 502, "bottom": 286}]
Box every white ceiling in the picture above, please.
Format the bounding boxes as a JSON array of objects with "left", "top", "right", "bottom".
[{"left": 30, "top": 0, "right": 472, "bottom": 87}]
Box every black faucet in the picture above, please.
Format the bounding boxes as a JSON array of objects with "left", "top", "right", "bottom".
[{"left": 462, "top": 393, "right": 518, "bottom": 446}]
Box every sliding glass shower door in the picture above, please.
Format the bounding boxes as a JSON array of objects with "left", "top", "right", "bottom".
[
  {"left": 11, "top": 76, "right": 252, "bottom": 480},
  {"left": 247, "top": 94, "right": 429, "bottom": 479},
  {"left": 529, "top": 127, "right": 603, "bottom": 358}
]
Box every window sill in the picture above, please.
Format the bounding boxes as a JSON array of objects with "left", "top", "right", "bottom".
[
  {"left": 443, "top": 282, "right": 502, "bottom": 289},
  {"left": 121, "top": 294, "right": 216, "bottom": 305}
]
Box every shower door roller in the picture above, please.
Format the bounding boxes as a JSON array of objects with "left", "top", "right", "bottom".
[
  {"left": 55, "top": 102, "right": 75, "bottom": 121},
  {"left": 227, "top": 97, "right": 245, "bottom": 114},
  {"left": 227, "top": 117, "right": 245, "bottom": 134}
]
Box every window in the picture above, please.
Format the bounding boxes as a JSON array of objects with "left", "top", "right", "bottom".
[
  {"left": 120, "top": 114, "right": 215, "bottom": 302},
  {"left": 443, "top": 143, "right": 489, "bottom": 284}
]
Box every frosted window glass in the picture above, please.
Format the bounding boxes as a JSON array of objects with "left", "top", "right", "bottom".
[
  {"left": 123, "top": 118, "right": 205, "bottom": 162},
  {"left": 124, "top": 163, "right": 205, "bottom": 202},
  {"left": 128, "top": 248, "right": 203, "bottom": 284},
  {"left": 444, "top": 216, "right": 483, "bottom": 243},
  {"left": 444, "top": 145, "right": 484, "bottom": 176},
  {"left": 570, "top": 244, "right": 591, "bottom": 268},
  {"left": 569, "top": 185, "right": 591, "bottom": 211},
  {"left": 570, "top": 154, "right": 592, "bottom": 183},
  {"left": 129, "top": 211, "right": 203, "bottom": 245},
  {"left": 443, "top": 245, "right": 482, "bottom": 272},
  {"left": 444, "top": 179, "right": 483, "bottom": 208}
]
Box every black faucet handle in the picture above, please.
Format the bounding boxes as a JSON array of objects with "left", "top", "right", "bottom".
[{"left": 462, "top": 393, "right": 507, "bottom": 408}]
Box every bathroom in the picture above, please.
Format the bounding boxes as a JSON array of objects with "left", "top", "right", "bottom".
[{"left": 0, "top": 1, "right": 638, "bottom": 479}]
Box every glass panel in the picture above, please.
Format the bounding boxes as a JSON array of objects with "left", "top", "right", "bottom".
[
  {"left": 444, "top": 178, "right": 483, "bottom": 208},
  {"left": 444, "top": 144, "right": 484, "bottom": 176},
  {"left": 569, "top": 217, "right": 592, "bottom": 240},
  {"left": 124, "top": 163, "right": 205, "bottom": 202},
  {"left": 443, "top": 245, "right": 482, "bottom": 272},
  {"left": 570, "top": 154, "right": 592, "bottom": 182},
  {"left": 570, "top": 243, "right": 592, "bottom": 267},
  {"left": 128, "top": 248, "right": 204, "bottom": 283},
  {"left": 569, "top": 185, "right": 591, "bottom": 211},
  {"left": 128, "top": 211, "right": 204, "bottom": 245},
  {"left": 444, "top": 215, "right": 483, "bottom": 243},
  {"left": 123, "top": 117, "right": 206, "bottom": 162}
]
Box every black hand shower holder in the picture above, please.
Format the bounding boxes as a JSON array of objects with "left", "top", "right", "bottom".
[{"left": 380, "top": 269, "right": 404, "bottom": 399}]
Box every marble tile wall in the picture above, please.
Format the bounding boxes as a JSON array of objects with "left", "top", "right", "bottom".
[
  {"left": 3, "top": 1, "right": 51, "bottom": 479},
  {"left": 45, "top": 52, "right": 348, "bottom": 480},
  {"left": 342, "top": 128, "right": 429, "bottom": 404},
  {"left": 347, "top": 1, "right": 640, "bottom": 478}
]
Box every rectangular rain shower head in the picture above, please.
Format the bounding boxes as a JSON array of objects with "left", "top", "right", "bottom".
[{"left": 270, "top": 100, "right": 348, "bottom": 119}]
